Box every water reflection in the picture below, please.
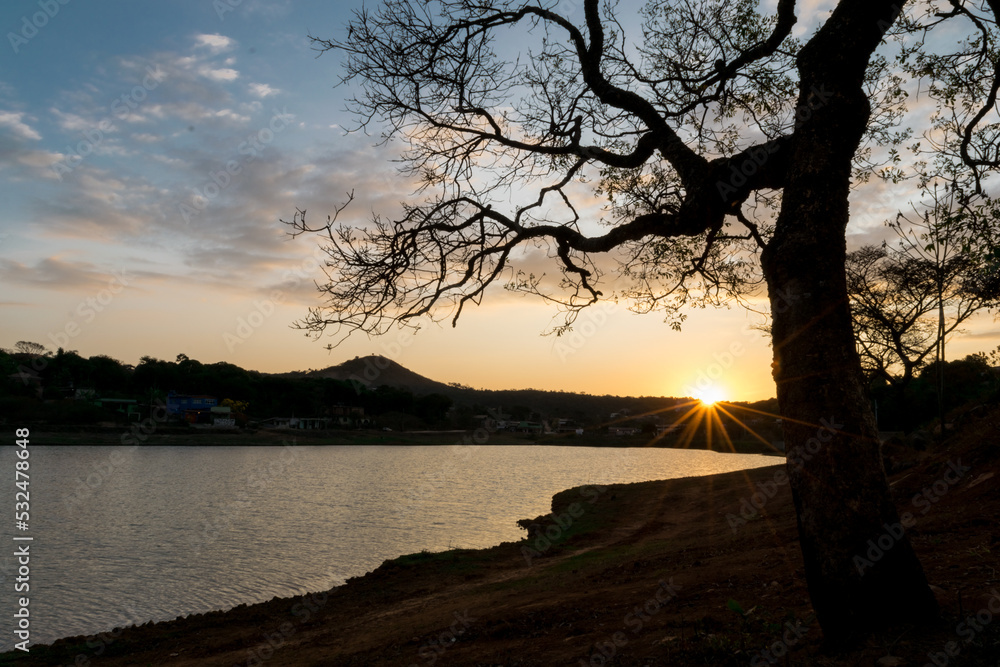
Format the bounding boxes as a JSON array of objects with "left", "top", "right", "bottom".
[{"left": 0, "top": 444, "right": 776, "bottom": 645}]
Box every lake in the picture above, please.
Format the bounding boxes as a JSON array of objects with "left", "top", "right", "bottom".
[{"left": 0, "top": 443, "right": 779, "bottom": 648}]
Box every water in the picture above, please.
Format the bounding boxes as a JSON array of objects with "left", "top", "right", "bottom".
[{"left": 0, "top": 444, "right": 778, "bottom": 647}]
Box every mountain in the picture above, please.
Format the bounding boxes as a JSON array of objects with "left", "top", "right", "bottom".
[{"left": 281, "top": 355, "right": 454, "bottom": 395}]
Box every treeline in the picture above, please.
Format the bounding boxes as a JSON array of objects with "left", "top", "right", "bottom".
[
  {"left": 0, "top": 347, "right": 453, "bottom": 427},
  {"left": 2, "top": 342, "right": 996, "bottom": 434},
  {"left": 868, "top": 353, "right": 1000, "bottom": 432}
]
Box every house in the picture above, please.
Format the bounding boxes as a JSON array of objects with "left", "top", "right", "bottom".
[
  {"left": 330, "top": 404, "right": 368, "bottom": 427},
  {"left": 210, "top": 405, "right": 235, "bottom": 429},
  {"left": 331, "top": 404, "right": 365, "bottom": 417},
  {"left": 167, "top": 392, "right": 219, "bottom": 424},
  {"left": 166, "top": 392, "right": 218, "bottom": 417},
  {"left": 515, "top": 421, "right": 543, "bottom": 434},
  {"left": 475, "top": 410, "right": 511, "bottom": 432}
]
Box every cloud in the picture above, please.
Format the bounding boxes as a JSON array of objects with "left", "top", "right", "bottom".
[
  {"left": 249, "top": 83, "right": 279, "bottom": 98},
  {"left": 0, "top": 112, "right": 41, "bottom": 141},
  {"left": 50, "top": 109, "right": 95, "bottom": 133},
  {"left": 16, "top": 149, "right": 64, "bottom": 170},
  {"left": 0, "top": 256, "right": 137, "bottom": 292},
  {"left": 131, "top": 132, "right": 162, "bottom": 143},
  {"left": 195, "top": 34, "right": 236, "bottom": 53},
  {"left": 965, "top": 330, "right": 1000, "bottom": 340},
  {"left": 199, "top": 66, "right": 240, "bottom": 82}
]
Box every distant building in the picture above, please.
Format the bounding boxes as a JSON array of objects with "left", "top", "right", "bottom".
[
  {"left": 166, "top": 392, "right": 218, "bottom": 423},
  {"left": 166, "top": 392, "right": 218, "bottom": 416}
]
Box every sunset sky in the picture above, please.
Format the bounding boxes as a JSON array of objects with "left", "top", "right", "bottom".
[{"left": 1, "top": 0, "right": 997, "bottom": 401}]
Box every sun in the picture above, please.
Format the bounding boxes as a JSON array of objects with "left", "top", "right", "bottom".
[{"left": 694, "top": 385, "right": 726, "bottom": 407}]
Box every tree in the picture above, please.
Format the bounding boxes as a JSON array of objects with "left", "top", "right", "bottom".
[
  {"left": 290, "top": 0, "right": 1000, "bottom": 643},
  {"left": 848, "top": 181, "right": 1000, "bottom": 422},
  {"left": 846, "top": 245, "right": 940, "bottom": 387},
  {"left": 14, "top": 341, "right": 48, "bottom": 358}
]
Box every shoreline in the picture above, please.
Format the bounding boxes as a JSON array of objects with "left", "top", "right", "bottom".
[
  {"left": 4, "top": 412, "right": 999, "bottom": 665},
  {"left": 26, "top": 427, "right": 783, "bottom": 454}
]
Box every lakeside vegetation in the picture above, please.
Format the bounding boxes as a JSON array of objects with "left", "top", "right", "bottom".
[{"left": 3, "top": 343, "right": 998, "bottom": 451}]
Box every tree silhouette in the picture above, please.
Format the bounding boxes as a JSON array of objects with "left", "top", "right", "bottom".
[
  {"left": 291, "top": 0, "right": 1000, "bottom": 643},
  {"left": 849, "top": 181, "right": 1000, "bottom": 422}
]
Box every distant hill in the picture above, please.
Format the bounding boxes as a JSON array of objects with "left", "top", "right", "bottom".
[
  {"left": 275, "top": 355, "right": 692, "bottom": 422},
  {"left": 277, "top": 355, "right": 453, "bottom": 395},
  {"left": 273, "top": 355, "right": 781, "bottom": 425}
]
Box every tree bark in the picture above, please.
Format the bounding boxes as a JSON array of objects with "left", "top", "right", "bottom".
[{"left": 760, "top": 0, "right": 938, "bottom": 643}]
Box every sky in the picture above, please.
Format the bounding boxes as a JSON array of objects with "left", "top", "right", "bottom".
[{"left": 0, "top": 0, "right": 997, "bottom": 402}]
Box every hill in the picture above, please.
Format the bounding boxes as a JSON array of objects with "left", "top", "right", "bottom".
[
  {"left": 278, "top": 355, "right": 453, "bottom": 395},
  {"left": 277, "top": 354, "right": 707, "bottom": 420}
]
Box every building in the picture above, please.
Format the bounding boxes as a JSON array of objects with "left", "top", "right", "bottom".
[{"left": 166, "top": 392, "right": 218, "bottom": 423}]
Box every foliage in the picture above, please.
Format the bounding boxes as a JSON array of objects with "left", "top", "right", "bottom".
[{"left": 869, "top": 354, "right": 999, "bottom": 430}]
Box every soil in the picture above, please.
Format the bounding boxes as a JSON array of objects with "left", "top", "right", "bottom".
[{"left": 5, "top": 408, "right": 999, "bottom": 666}]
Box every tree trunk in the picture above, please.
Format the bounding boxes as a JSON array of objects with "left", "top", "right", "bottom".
[
  {"left": 763, "top": 231, "right": 938, "bottom": 644},
  {"left": 760, "top": 0, "right": 937, "bottom": 644}
]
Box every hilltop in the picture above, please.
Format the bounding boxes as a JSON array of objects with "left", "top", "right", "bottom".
[{"left": 275, "top": 355, "right": 454, "bottom": 395}]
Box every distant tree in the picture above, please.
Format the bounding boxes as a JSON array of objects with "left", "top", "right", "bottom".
[
  {"left": 846, "top": 239, "right": 994, "bottom": 390},
  {"left": 14, "top": 341, "right": 48, "bottom": 357},
  {"left": 507, "top": 405, "right": 533, "bottom": 422},
  {"left": 132, "top": 356, "right": 181, "bottom": 394},
  {"left": 290, "top": 0, "right": 1000, "bottom": 641},
  {"left": 848, "top": 181, "right": 1000, "bottom": 420},
  {"left": 88, "top": 355, "right": 132, "bottom": 393},
  {"left": 415, "top": 392, "right": 453, "bottom": 426}
]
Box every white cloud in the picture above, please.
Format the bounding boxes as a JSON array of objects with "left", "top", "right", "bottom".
[
  {"left": 195, "top": 34, "right": 236, "bottom": 53},
  {"left": 249, "top": 83, "right": 279, "bottom": 98},
  {"left": 51, "top": 108, "right": 101, "bottom": 133},
  {"left": 131, "top": 133, "right": 162, "bottom": 143},
  {"left": 199, "top": 66, "right": 240, "bottom": 82},
  {"left": 0, "top": 111, "right": 41, "bottom": 140},
  {"left": 17, "top": 150, "right": 63, "bottom": 169},
  {"left": 213, "top": 108, "right": 251, "bottom": 123}
]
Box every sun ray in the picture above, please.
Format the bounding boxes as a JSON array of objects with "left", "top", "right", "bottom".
[{"left": 715, "top": 404, "right": 785, "bottom": 455}]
